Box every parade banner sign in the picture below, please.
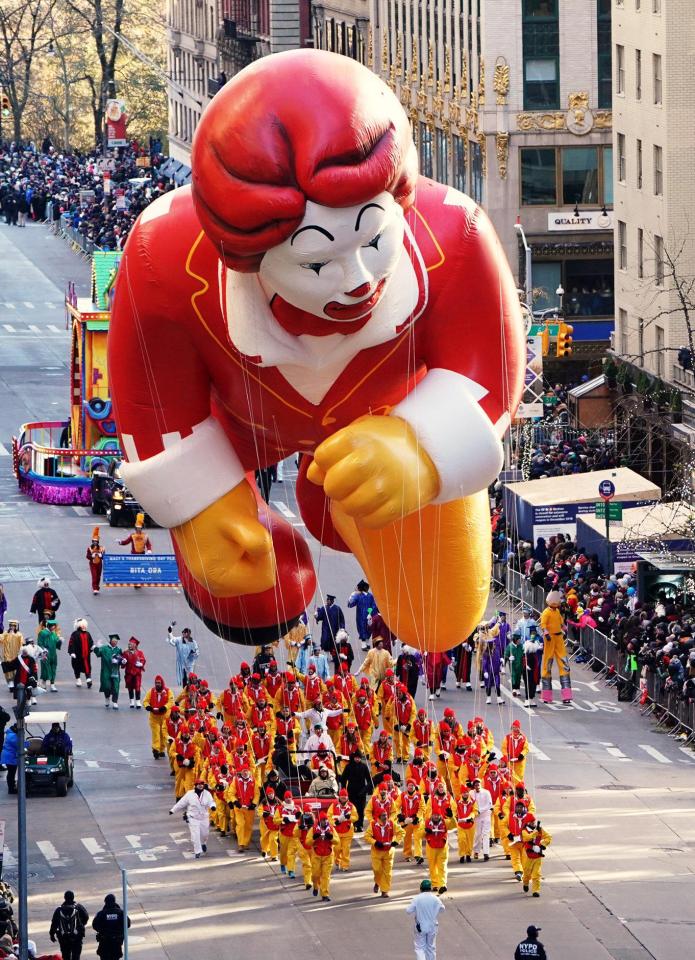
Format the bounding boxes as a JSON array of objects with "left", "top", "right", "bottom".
[
  {"left": 106, "top": 99, "right": 128, "bottom": 147},
  {"left": 517, "top": 335, "right": 544, "bottom": 420},
  {"left": 103, "top": 553, "right": 180, "bottom": 587}
]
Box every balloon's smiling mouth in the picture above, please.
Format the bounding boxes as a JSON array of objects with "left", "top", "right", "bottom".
[{"left": 323, "top": 279, "right": 387, "bottom": 321}]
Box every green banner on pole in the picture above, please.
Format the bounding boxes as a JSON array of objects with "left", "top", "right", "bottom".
[{"left": 594, "top": 501, "right": 623, "bottom": 520}]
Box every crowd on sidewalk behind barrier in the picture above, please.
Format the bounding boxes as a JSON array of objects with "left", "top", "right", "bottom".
[
  {"left": 490, "top": 487, "right": 695, "bottom": 704},
  {"left": 0, "top": 138, "right": 172, "bottom": 251}
]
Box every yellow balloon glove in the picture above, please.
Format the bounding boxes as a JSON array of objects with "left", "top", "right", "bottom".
[
  {"left": 171, "top": 480, "right": 275, "bottom": 597},
  {"left": 306, "top": 415, "right": 440, "bottom": 529}
]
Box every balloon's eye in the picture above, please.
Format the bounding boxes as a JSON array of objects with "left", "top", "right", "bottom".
[
  {"left": 301, "top": 261, "right": 329, "bottom": 274},
  {"left": 363, "top": 233, "right": 382, "bottom": 251}
]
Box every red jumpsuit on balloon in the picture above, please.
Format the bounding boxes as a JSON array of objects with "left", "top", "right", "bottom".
[{"left": 108, "top": 180, "right": 523, "bottom": 643}]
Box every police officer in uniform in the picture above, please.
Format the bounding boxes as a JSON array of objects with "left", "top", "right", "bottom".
[{"left": 514, "top": 925, "right": 547, "bottom": 960}]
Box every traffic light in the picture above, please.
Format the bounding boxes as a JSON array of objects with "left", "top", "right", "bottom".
[
  {"left": 557, "top": 321, "right": 574, "bottom": 358},
  {"left": 1, "top": 94, "right": 9, "bottom": 118}
]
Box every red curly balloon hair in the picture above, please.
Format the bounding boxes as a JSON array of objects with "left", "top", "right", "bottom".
[{"left": 191, "top": 49, "right": 418, "bottom": 272}]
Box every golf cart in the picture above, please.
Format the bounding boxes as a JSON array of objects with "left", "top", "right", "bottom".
[{"left": 24, "top": 711, "right": 74, "bottom": 797}]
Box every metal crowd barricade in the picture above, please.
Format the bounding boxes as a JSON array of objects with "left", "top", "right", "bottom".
[{"left": 487, "top": 566, "right": 695, "bottom": 736}]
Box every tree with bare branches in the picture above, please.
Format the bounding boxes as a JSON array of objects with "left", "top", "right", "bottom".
[{"left": 0, "top": 0, "right": 56, "bottom": 143}]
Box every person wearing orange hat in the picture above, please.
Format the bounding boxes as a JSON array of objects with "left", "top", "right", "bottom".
[
  {"left": 365, "top": 809, "right": 404, "bottom": 897},
  {"left": 170, "top": 778, "right": 216, "bottom": 858},
  {"left": 86, "top": 527, "right": 105, "bottom": 594},
  {"left": 329, "top": 788, "right": 358, "bottom": 870},
  {"left": 307, "top": 814, "right": 339, "bottom": 901},
  {"left": 122, "top": 637, "right": 147, "bottom": 709},
  {"left": 520, "top": 814, "right": 552, "bottom": 897},
  {"left": 278, "top": 792, "right": 300, "bottom": 876},
  {"left": 455, "top": 784, "right": 478, "bottom": 862},
  {"left": 397, "top": 779, "right": 424, "bottom": 862},
  {"left": 393, "top": 684, "right": 416, "bottom": 763},
  {"left": 419, "top": 809, "right": 453, "bottom": 893},
  {"left": 143, "top": 675, "right": 174, "bottom": 758},
  {"left": 295, "top": 812, "right": 315, "bottom": 889},
  {"left": 216, "top": 677, "right": 248, "bottom": 726},
  {"left": 434, "top": 721, "right": 455, "bottom": 783},
  {"left": 539, "top": 590, "right": 572, "bottom": 704},
  {"left": 264, "top": 659, "right": 283, "bottom": 701},
  {"left": 506, "top": 798, "right": 533, "bottom": 880},
  {"left": 259, "top": 786, "right": 282, "bottom": 861},
  {"left": 227, "top": 765, "right": 259, "bottom": 852},
  {"left": 502, "top": 720, "right": 528, "bottom": 784}
]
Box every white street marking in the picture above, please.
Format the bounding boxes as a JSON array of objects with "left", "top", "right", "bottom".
[
  {"left": 28, "top": 324, "right": 39, "bottom": 332},
  {"left": 2, "top": 845, "right": 17, "bottom": 867},
  {"left": 73, "top": 506, "right": 91, "bottom": 516},
  {"left": 3, "top": 302, "right": 15, "bottom": 309},
  {"left": 45, "top": 302, "right": 57, "bottom": 309},
  {"left": 169, "top": 832, "right": 189, "bottom": 845},
  {"left": 600, "top": 742, "right": 631, "bottom": 761},
  {"left": 47, "top": 324, "right": 60, "bottom": 332},
  {"left": 118, "top": 749, "right": 130, "bottom": 757},
  {"left": 85, "top": 760, "right": 100, "bottom": 768},
  {"left": 0, "top": 442, "right": 10, "bottom": 457},
  {"left": 638, "top": 744, "right": 672, "bottom": 764},
  {"left": 271, "top": 500, "right": 296, "bottom": 519},
  {"left": 3, "top": 324, "right": 16, "bottom": 332},
  {"left": 126, "top": 834, "right": 157, "bottom": 861},
  {"left": 37, "top": 840, "right": 71, "bottom": 866},
  {"left": 528, "top": 742, "right": 550, "bottom": 761},
  {"left": 678, "top": 747, "right": 695, "bottom": 762},
  {"left": 81, "top": 837, "right": 110, "bottom": 863},
  {"left": 23, "top": 301, "right": 35, "bottom": 309}
]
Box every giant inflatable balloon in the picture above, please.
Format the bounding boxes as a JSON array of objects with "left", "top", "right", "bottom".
[{"left": 108, "top": 49, "right": 524, "bottom": 651}]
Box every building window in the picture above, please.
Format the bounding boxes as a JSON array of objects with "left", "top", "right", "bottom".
[
  {"left": 638, "top": 316, "right": 644, "bottom": 362},
  {"left": 654, "top": 144, "right": 663, "bottom": 195},
  {"left": 520, "top": 148, "right": 557, "bottom": 204},
  {"left": 655, "top": 326, "right": 664, "bottom": 376},
  {"left": 618, "top": 220, "right": 627, "bottom": 270},
  {"left": 616, "top": 44, "right": 625, "bottom": 95},
  {"left": 603, "top": 146, "right": 613, "bottom": 204},
  {"left": 619, "top": 308, "right": 628, "bottom": 356},
  {"left": 617, "top": 134, "right": 626, "bottom": 183},
  {"left": 635, "top": 49, "right": 642, "bottom": 99},
  {"left": 562, "top": 147, "right": 599, "bottom": 204},
  {"left": 637, "top": 227, "right": 644, "bottom": 278},
  {"left": 654, "top": 233, "right": 664, "bottom": 285},
  {"left": 653, "top": 0, "right": 661, "bottom": 13},
  {"left": 564, "top": 261, "right": 614, "bottom": 317},
  {"left": 470, "top": 140, "right": 484, "bottom": 204},
  {"left": 636, "top": 138, "right": 643, "bottom": 188},
  {"left": 435, "top": 128, "right": 449, "bottom": 185},
  {"left": 522, "top": 0, "right": 560, "bottom": 110},
  {"left": 597, "top": 0, "right": 612, "bottom": 108},
  {"left": 452, "top": 134, "right": 466, "bottom": 193},
  {"left": 653, "top": 54, "right": 662, "bottom": 104},
  {"left": 419, "top": 123, "right": 433, "bottom": 178}
]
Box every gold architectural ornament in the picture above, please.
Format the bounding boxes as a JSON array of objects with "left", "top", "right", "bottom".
[
  {"left": 389, "top": 64, "right": 396, "bottom": 90},
  {"left": 493, "top": 58, "right": 510, "bottom": 105},
  {"left": 417, "top": 86, "right": 427, "bottom": 110},
  {"left": 409, "top": 105, "right": 419, "bottom": 127},
  {"left": 427, "top": 40, "right": 435, "bottom": 87},
  {"left": 396, "top": 36, "right": 403, "bottom": 77},
  {"left": 425, "top": 110, "right": 435, "bottom": 132},
  {"left": 565, "top": 91, "right": 594, "bottom": 135},
  {"left": 594, "top": 110, "right": 613, "bottom": 129},
  {"left": 461, "top": 53, "right": 468, "bottom": 96},
  {"left": 442, "top": 116, "right": 451, "bottom": 136},
  {"left": 479, "top": 132, "right": 487, "bottom": 177},
  {"left": 516, "top": 111, "right": 566, "bottom": 131},
  {"left": 367, "top": 29, "right": 373, "bottom": 68},
  {"left": 478, "top": 59, "right": 485, "bottom": 105},
  {"left": 495, "top": 132, "right": 510, "bottom": 179},
  {"left": 400, "top": 86, "right": 411, "bottom": 109},
  {"left": 411, "top": 37, "right": 419, "bottom": 83},
  {"left": 444, "top": 48, "right": 452, "bottom": 94},
  {"left": 433, "top": 80, "right": 444, "bottom": 117},
  {"left": 382, "top": 31, "right": 389, "bottom": 72}
]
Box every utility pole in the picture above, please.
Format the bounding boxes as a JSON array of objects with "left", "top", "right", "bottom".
[
  {"left": 14, "top": 683, "right": 29, "bottom": 960},
  {"left": 514, "top": 217, "right": 533, "bottom": 313}
]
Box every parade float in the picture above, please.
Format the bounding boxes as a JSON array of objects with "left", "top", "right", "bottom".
[{"left": 13, "top": 252, "right": 122, "bottom": 505}]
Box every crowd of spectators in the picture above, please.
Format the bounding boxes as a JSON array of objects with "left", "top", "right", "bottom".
[{"left": 0, "top": 138, "right": 173, "bottom": 251}]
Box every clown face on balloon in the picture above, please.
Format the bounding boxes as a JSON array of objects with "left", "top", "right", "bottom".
[{"left": 108, "top": 50, "right": 524, "bottom": 652}]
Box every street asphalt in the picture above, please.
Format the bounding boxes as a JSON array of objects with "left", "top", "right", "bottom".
[{"left": 0, "top": 220, "right": 693, "bottom": 960}]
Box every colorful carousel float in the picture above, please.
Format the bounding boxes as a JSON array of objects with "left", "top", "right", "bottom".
[{"left": 13, "top": 252, "right": 122, "bottom": 505}]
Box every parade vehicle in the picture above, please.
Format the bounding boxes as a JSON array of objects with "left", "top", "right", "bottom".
[
  {"left": 90, "top": 458, "right": 156, "bottom": 527},
  {"left": 13, "top": 252, "right": 122, "bottom": 505},
  {"left": 24, "top": 711, "right": 74, "bottom": 798}
]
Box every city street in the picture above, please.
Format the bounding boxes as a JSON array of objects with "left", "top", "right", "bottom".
[{"left": 1, "top": 221, "right": 694, "bottom": 960}]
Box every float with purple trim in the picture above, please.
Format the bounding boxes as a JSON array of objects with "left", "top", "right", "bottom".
[{"left": 12, "top": 252, "right": 122, "bottom": 505}]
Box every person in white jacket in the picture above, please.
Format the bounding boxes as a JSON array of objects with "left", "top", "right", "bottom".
[
  {"left": 471, "top": 777, "right": 493, "bottom": 861},
  {"left": 169, "top": 779, "right": 216, "bottom": 858},
  {"left": 405, "top": 879, "right": 445, "bottom": 960}
]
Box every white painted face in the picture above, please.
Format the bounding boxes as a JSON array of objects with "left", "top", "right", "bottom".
[{"left": 259, "top": 191, "right": 405, "bottom": 322}]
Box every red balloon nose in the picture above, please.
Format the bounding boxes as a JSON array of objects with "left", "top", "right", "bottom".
[{"left": 345, "top": 282, "right": 371, "bottom": 298}]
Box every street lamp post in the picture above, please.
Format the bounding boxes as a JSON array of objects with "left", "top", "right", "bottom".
[
  {"left": 514, "top": 217, "right": 533, "bottom": 312},
  {"left": 14, "top": 683, "right": 29, "bottom": 960}
]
